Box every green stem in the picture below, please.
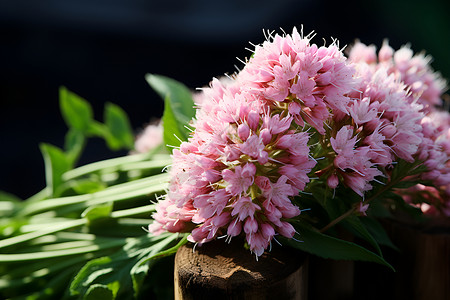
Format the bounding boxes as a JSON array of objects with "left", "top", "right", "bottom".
[
  {"left": 18, "top": 174, "right": 168, "bottom": 216},
  {"left": 320, "top": 208, "right": 356, "bottom": 233},
  {"left": 0, "top": 219, "right": 86, "bottom": 249},
  {"left": 62, "top": 151, "right": 169, "bottom": 181},
  {"left": 1, "top": 253, "right": 93, "bottom": 282},
  {"left": 0, "top": 238, "right": 126, "bottom": 262},
  {"left": 319, "top": 162, "right": 422, "bottom": 233},
  {"left": 0, "top": 205, "right": 156, "bottom": 249},
  {"left": 25, "top": 187, "right": 51, "bottom": 203},
  {"left": 137, "top": 234, "right": 186, "bottom": 266},
  {"left": 28, "top": 240, "right": 99, "bottom": 252},
  {"left": 118, "top": 158, "right": 173, "bottom": 172},
  {"left": 110, "top": 204, "right": 156, "bottom": 218}
]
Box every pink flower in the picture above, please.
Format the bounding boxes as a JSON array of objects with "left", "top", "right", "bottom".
[
  {"left": 222, "top": 163, "right": 256, "bottom": 196},
  {"left": 231, "top": 196, "right": 261, "bottom": 221},
  {"left": 261, "top": 175, "right": 298, "bottom": 208},
  {"left": 276, "top": 131, "right": 310, "bottom": 156},
  {"left": 134, "top": 121, "right": 163, "bottom": 153},
  {"left": 194, "top": 189, "right": 230, "bottom": 219},
  {"left": 263, "top": 114, "right": 293, "bottom": 135},
  {"left": 357, "top": 202, "right": 370, "bottom": 216},
  {"left": 279, "top": 162, "right": 315, "bottom": 190},
  {"left": 330, "top": 125, "right": 357, "bottom": 155},
  {"left": 240, "top": 134, "right": 269, "bottom": 164},
  {"left": 348, "top": 97, "right": 378, "bottom": 126},
  {"left": 290, "top": 71, "right": 316, "bottom": 103}
]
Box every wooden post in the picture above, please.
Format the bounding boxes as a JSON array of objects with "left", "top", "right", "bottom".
[
  {"left": 174, "top": 238, "right": 308, "bottom": 300},
  {"left": 384, "top": 218, "right": 450, "bottom": 300},
  {"left": 353, "top": 217, "right": 450, "bottom": 300}
]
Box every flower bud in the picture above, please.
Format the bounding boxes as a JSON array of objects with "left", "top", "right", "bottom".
[
  {"left": 244, "top": 218, "right": 258, "bottom": 234},
  {"left": 327, "top": 173, "right": 339, "bottom": 189},
  {"left": 381, "top": 124, "right": 397, "bottom": 138},
  {"left": 378, "top": 41, "right": 393, "bottom": 62},
  {"left": 260, "top": 223, "right": 275, "bottom": 241},
  {"left": 247, "top": 111, "right": 260, "bottom": 131},
  {"left": 238, "top": 123, "right": 250, "bottom": 141},
  {"left": 260, "top": 128, "right": 272, "bottom": 145},
  {"left": 277, "top": 221, "right": 295, "bottom": 238},
  {"left": 227, "top": 219, "right": 242, "bottom": 237}
]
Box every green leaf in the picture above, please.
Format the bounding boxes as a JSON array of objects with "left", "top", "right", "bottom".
[
  {"left": 64, "top": 128, "right": 86, "bottom": 165},
  {"left": 146, "top": 74, "right": 195, "bottom": 124},
  {"left": 59, "top": 87, "right": 94, "bottom": 133},
  {"left": 162, "top": 95, "right": 188, "bottom": 148},
  {"left": 85, "top": 283, "right": 118, "bottom": 300},
  {"left": 385, "top": 192, "right": 424, "bottom": 221},
  {"left": 360, "top": 217, "right": 399, "bottom": 251},
  {"left": 366, "top": 200, "right": 392, "bottom": 218},
  {"left": 103, "top": 102, "right": 134, "bottom": 151},
  {"left": 288, "top": 221, "right": 394, "bottom": 270},
  {"left": 71, "top": 179, "right": 106, "bottom": 195},
  {"left": 310, "top": 183, "right": 342, "bottom": 219},
  {"left": 18, "top": 173, "right": 169, "bottom": 217},
  {"left": 341, "top": 216, "right": 383, "bottom": 256},
  {"left": 131, "top": 234, "right": 188, "bottom": 297},
  {"left": 70, "top": 256, "right": 114, "bottom": 296},
  {"left": 0, "top": 191, "right": 22, "bottom": 218},
  {"left": 86, "top": 121, "right": 109, "bottom": 137},
  {"left": 392, "top": 180, "right": 420, "bottom": 189},
  {"left": 146, "top": 74, "right": 195, "bottom": 149},
  {"left": 0, "top": 190, "right": 22, "bottom": 203},
  {"left": 62, "top": 151, "right": 166, "bottom": 181},
  {"left": 70, "top": 233, "right": 179, "bottom": 299},
  {"left": 40, "top": 143, "right": 73, "bottom": 196},
  {"left": 81, "top": 202, "right": 113, "bottom": 223}
]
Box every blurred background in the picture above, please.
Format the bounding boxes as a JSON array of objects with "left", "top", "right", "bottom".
[{"left": 1, "top": 0, "right": 449, "bottom": 199}]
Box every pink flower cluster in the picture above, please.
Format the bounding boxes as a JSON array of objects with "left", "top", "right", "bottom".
[
  {"left": 407, "top": 111, "right": 450, "bottom": 215},
  {"left": 348, "top": 41, "right": 450, "bottom": 216},
  {"left": 348, "top": 41, "right": 447, "bottom": 111},
  {"left": 150, "top": 28, "right": 356, "bottom": 256},
  {"left": 323, "top": 65, "right": 424, "bottom": 195},
  {"left": 149, "top": 28, "right": 449, "bottom": 256}
]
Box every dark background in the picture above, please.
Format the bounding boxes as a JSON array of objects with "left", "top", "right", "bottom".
[{"left": 1, "top": 0, "right": 449, "bottom": 199}]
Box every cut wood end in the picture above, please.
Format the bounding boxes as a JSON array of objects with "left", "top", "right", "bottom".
[{"left": 174, "top": 238, "right": 308, "bottom": 300}]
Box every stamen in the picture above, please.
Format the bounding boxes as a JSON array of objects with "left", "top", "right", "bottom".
[
  {"left": 372, "top": 178, "right": 386, "bottom": 185},
  {"left": 193, "top": 242, "right": 198, "bottom": 253},
  {"left": 291, "top": 237, "right": 304, "bottom": 243},
  {"left": 299, "top": 191, "right": 313, "bottom": 195},
  {"left": 173, "top": 134, "right": 183, "bottom": 143},
  {"left": 273, "top": 236, "right": 282, "bottom": 246},
  {"left": 244, "top": 47, "right": 255, "bottom": 53},
  {"left": 236, "top": 56, "right": 246, "bottom": 65}
]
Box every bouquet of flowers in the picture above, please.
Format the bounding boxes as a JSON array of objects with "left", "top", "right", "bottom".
[{"left": 0, "top": 27, "right": 448, "bottom": 299}]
